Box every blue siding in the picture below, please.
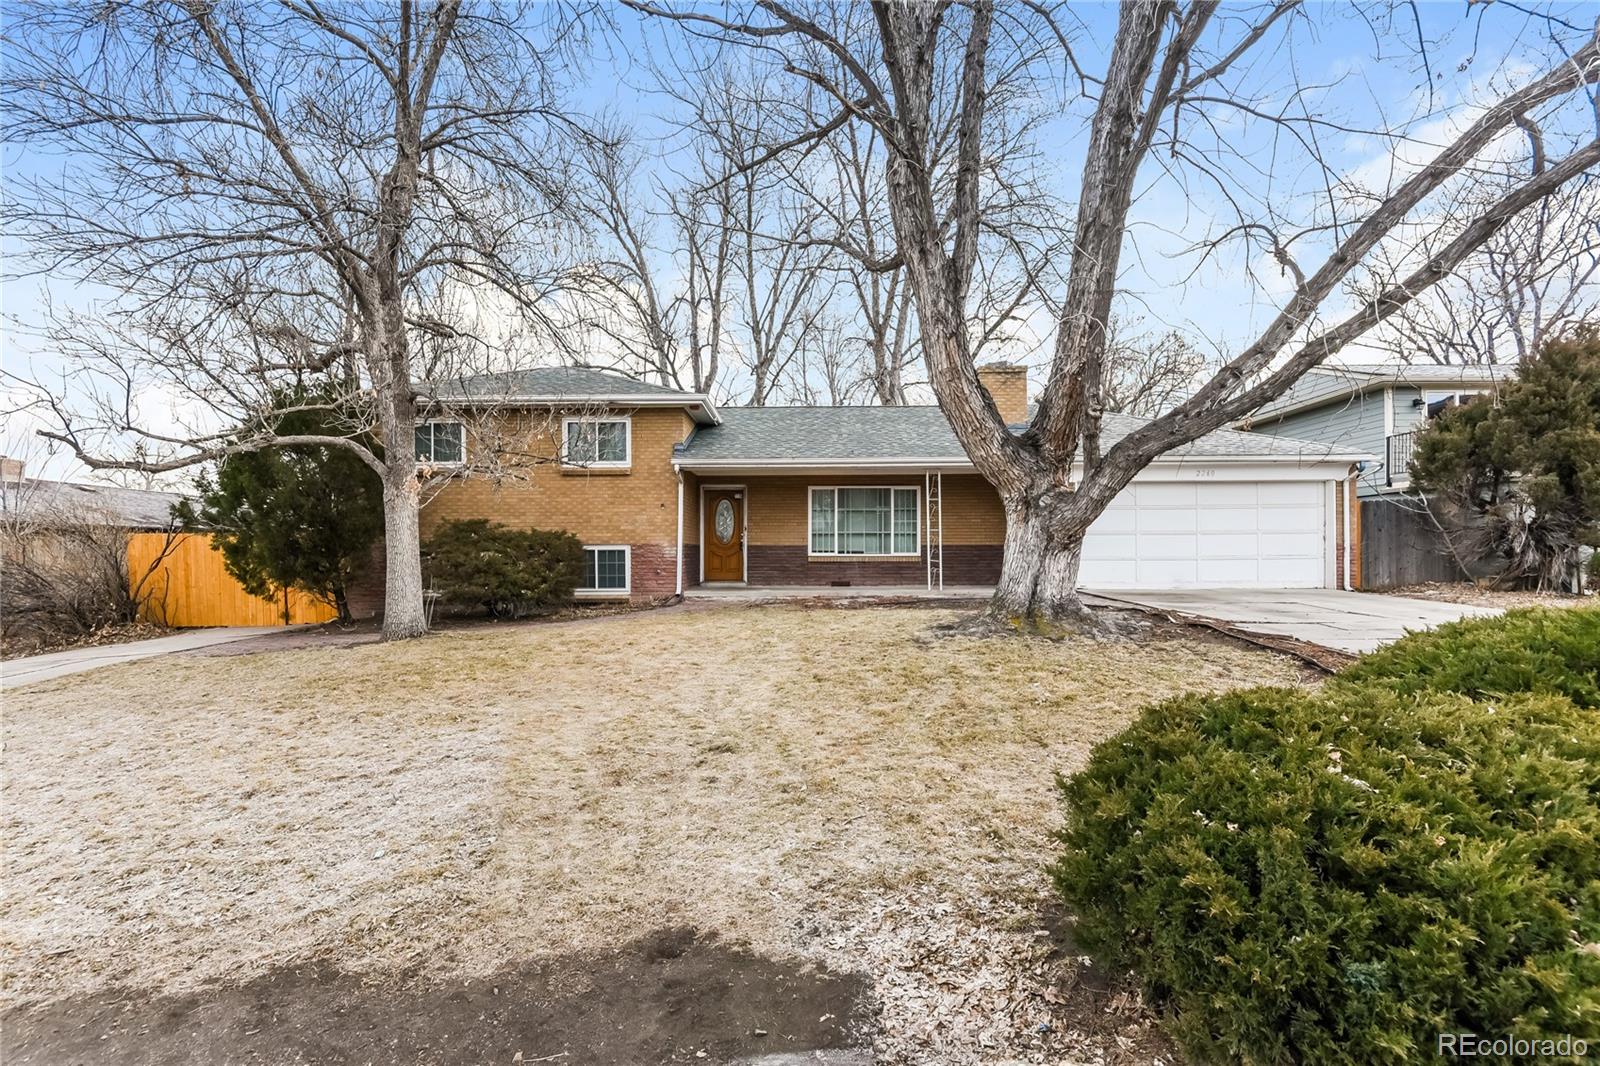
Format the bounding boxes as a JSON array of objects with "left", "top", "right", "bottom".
[
  {"left": 1250, "top": 389, "right": 1391, "bottom": 496},
  {"left": 1392, "top": 387, "right": 1426, "bottom": 435}
]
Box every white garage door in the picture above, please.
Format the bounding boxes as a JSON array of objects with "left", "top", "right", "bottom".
[{"left": 1081, "top": 480, "right": 1328, "bottom": 589}]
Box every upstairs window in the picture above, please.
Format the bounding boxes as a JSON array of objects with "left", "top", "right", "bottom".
[
  {"left": 414, "top": 421, "right": 464, "bottom": 465},
  {"left": 809, "top": 486, "right": 919, "bottom": 556},
  {"left": 1421, "top": 390, "right": 1487, "bottom": 420},
  {"left": 563, "top": 417, "right": 630, "bottom": 467}
]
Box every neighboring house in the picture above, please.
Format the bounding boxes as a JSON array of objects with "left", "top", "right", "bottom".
[
  {"left": 1238, "top": 363, "right": 1508, "bottom": 497},
  {"left": 0, "top": 462, "right": 336, "bottom": 628},
  {"left": 1237, "top": 363, "right": 1511, "bottom": 589},
  {"left": 410, "top": 365, "right": 1368, "bottom": 606},
  {"left": 0, "top": 466, "right": 187, "bottom": 532}
]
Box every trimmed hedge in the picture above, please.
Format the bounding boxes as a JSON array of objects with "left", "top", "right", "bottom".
[
  {"left": 1340, "top": 606, "right": 1600, "bottom": 709},
  {"left": 1052, "top": 684, "right": 1600, "bottom": 1065}
]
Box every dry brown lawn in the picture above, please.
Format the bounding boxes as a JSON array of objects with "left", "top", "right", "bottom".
[{"left": 2, "top": 604, "right": 1309, "bottom": 1063}]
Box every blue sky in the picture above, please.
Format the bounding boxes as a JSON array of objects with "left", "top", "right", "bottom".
[{"left": 3, "top": 0, "right": 1595, "bottom": 483}]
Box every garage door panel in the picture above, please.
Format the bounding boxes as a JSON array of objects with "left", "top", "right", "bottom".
[
  {"left": 1138, "top": 508, "right": 1198, "bottom": 533},
  {"left": 1261, "top": 532, "right": 1323, "bottom": 558},
  {"left": 1136, "top": 483, "right": 1197, "bottom": 507},
  {"left": 1080, "top": 478, "right": 1328, "bottom": 589},
  {"left": 1088, "top": 506, "right": 1137, "bottom": 534},
  {"left": 1257, "top": 507, "right": 1323, "bottom": 532},
  {"left": 1137, "top": 533, "right": 1199, "bottom": 560},
  {"left": 1082, "top": 534, "right": 1134, "bottom": 562},
  {"left": 1199, "top": 507, "right": 1260, "bottom": 531},
  {"left": 1263, "top": 481, "right": 1324, "bottom": 507},
  {"left": 1081, "top": 559, "right": 1138, "bottom": 586},
  {"left": 1203, "top": 559, "right": 1262, "bottom": 584},
  {"left": 1138, "top": 559, "right": 1199, "bottom": 586},
  {"left": 1205, "top": 484, "right": 1260, "bottom": 506},
  {"left": 1199, "top": 532, "right": 1258, "bottom": 558}
]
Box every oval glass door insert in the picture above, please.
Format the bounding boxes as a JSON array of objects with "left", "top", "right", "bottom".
[{"left": 714, "top": 499, "right": 736, "bottom": 543}]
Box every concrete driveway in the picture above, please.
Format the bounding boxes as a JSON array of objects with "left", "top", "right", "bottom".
[
  {"left": 2, "top": 627, "right": 285, "bottom": 689},
  {"left": 1083, "top": 588, "right": 1501, "bottom": 655}
]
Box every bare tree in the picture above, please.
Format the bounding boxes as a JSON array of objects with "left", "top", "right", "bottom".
[
  {"left": 808, "top": 116, "right": 920, "bottom": 403},
  {"left": 0, "top": 472, "right": 181, "bottom": 652},
  {"left": 1357, "top": 178, "right": 1600, "bottom": 365},
  {"left": 2, "top": 0, "right": 585, "bottom": 639},
  {"left": 1101, "top": 321, "right": 1211, "bottom": 417},
  {"left": 767, "top": 2, "right": 1073, "bottom": 406},
  {"left": 566, "top": 128, "right": 731, "bottom": 392},
  {"left": 630, "top": 0, "right": 1600, "bottom": 630},
  {"left": 566, "top": 63, "right": 836, "bottom": 404}
]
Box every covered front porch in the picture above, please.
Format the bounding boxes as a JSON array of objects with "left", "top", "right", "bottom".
[{"left": 674, "top": 466, "right": 1004, "bottom": 595}]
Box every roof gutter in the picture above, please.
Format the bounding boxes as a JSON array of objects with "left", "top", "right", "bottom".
[
  {"left": 673, "top": 452, "right": 1372, "bottom": 472},
  {"left": 418, "top": 392, "right": 723, "bottom": 426}
]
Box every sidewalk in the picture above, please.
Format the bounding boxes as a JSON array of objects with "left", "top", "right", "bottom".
[{"left": 2, "top": 627, "right": 286, "bottom": 689}]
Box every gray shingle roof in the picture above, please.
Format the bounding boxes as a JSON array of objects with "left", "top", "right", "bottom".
[
  {"left": 424, "top": 366, "right": 701, "bottom": 401},
  {"left": 1, "top": 477, "right": 187, "bottom": 529},
  {"left": 677, "top": 406, "right": 1364, "bottom": 464}
]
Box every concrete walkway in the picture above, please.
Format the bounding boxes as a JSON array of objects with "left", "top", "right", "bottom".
[
  {"left": 1083, "top": 588, "right": 1501, "bottom": 655},
  {"left": 2, "top": 627, "right": 285, "bottom": 689}
]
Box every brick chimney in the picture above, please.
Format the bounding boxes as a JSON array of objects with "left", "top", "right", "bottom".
[
  {"left": 976, "top": 363, "right": 1029, "bottom": 425},
  {"left": 0, "top": 456, "right": 23, "bottom": 483}
]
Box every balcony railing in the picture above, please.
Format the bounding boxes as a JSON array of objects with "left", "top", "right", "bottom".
[{"left": 1386, "top": 431, "right": 1415, "bottom": 487}]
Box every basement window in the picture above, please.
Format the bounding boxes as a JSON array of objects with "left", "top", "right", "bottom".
[
  {"left": 414, "top": 421, "right": 465, "bottom": 465},
  {"left": 579, "top": 545, "right": 630, "bottom": 594},
  {"left": 808, "top": 486, "right": 920, "bottom": 556}
]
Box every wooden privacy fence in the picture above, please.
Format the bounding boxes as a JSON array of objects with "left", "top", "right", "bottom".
[
  {"left": 127, "top": 532, "right": 338, "bottom": 627},
  {"left": 1358, "top": 498, "right": 1470, "bottom": 590}
]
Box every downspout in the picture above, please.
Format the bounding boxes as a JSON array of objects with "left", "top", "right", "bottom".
[{"left": 674, "top": 470, "right": 685, "bottom": 596}]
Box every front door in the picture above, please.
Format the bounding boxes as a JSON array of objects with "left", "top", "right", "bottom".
[{"left": 703, "top": 489, "right": 745, "bottom": 582}]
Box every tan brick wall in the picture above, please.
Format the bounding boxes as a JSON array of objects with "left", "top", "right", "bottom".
[
  {"left": 736, "top": 474, "right": 1004, "bottom": 549},
  {"left": 421, "top": 407, "right": 693, "bottom": 544},
  {"left": 420, "top": 407, "right": 696, "bottom": 600}
]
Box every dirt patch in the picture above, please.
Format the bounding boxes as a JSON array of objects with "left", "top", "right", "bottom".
[
  {"left": 1382, "top": 582, "right": 1593, "bottom": 611},
  {"left": 2, "top": 927, "right": 872, "bottom": 1065}
]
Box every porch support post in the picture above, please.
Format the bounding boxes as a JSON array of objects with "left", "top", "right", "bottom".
[
  {"left": 925, "top": 470, "right": 932, "bottom": 591},
  {"left": 675, "top": 470, "right": 684, "bottom": 596}
]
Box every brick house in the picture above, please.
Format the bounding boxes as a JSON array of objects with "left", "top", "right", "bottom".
[{"left": 397, "top": 365, "right": 1368, "bottom": 608}]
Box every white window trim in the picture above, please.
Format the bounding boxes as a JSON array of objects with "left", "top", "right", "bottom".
[
  {"left": 577, "top": 544, "right": 631, "bottom": 596},
  {"left": 561, "top": 415, "right": 632, "bottom": 469},
  {"left": 415, "top": 420, "right": 466, "bottom": 467},
  {"left": 807, "top": 485, "right": 921, "bottom": 558},
  {"left": 1421, "top": 388, "right": 1489, "bottom": 415}
]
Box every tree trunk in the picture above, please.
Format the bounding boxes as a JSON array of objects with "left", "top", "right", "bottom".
[
  {"left": 380, "top": 470, "right": 427, "bottom": 639},
  {"left": 987, "top": 497, "right": 1100, "bottom": 633}
]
